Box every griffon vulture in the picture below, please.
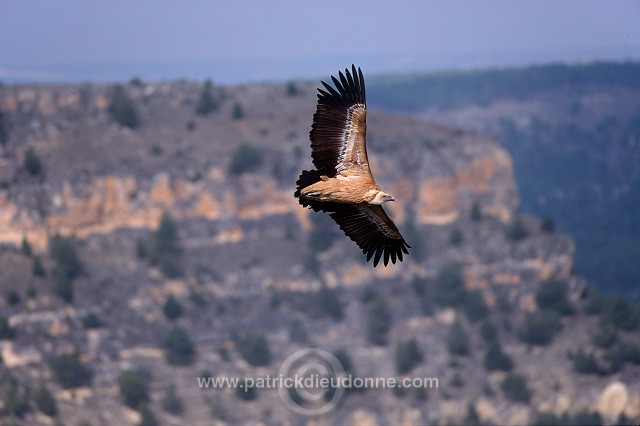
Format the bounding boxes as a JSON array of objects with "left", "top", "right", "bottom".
[{"left": 294, "top": 65, "right": 410, "bottom": 267}]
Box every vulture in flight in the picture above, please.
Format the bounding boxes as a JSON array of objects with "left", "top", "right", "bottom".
[{"left": 294, "top": 65, "right": 410, "bottom": 267}]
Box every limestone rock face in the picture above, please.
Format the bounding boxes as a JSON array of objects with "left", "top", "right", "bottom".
[{"left": 596, "top": 381, "right": 629, "bottom": 420}]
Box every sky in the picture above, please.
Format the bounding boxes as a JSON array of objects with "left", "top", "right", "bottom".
[{"left": 1, "top": 0, "right": 639, "bottom": 84}]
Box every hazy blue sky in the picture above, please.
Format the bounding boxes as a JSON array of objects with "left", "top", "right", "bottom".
[{"left": 2, "top": 1, "right": 639, "bottom": 83}]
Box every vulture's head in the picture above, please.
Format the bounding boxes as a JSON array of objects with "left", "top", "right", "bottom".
[{"left": 371, "top": 191, "right": 395, "bottom": 205}]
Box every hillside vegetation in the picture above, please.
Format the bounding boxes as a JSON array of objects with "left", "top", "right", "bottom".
[
  {"left": 0, "top": 68, "right": 639, "bottom": 425},
  {"left": 369, "top": 61, "right": 640, "bottom": 296}
]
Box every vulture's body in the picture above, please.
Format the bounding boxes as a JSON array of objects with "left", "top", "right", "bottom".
[{"left": 294, "top": 65, "right": 410, "bottom": 267}]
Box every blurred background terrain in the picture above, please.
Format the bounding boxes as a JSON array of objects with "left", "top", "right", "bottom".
[{"left": 1, "top": 1, "right": 639, "bottom": 425}]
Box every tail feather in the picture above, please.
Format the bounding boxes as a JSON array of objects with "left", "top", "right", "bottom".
[
  {"left": 294, "top": 169, "right": 337, "bottom": 212},
  {"left": 294, "top": 169, "right": 322, "bottom": 198}
]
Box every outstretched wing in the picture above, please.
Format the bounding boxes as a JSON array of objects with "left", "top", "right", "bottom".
[
  {"left": 309, "top": 65, "right": 370, "bottom": 178},
  {"left": 329, "top": 204, "right": 410, "bottom": 267}
]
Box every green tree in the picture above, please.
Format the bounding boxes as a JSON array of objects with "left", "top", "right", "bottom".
[
  {"left": 108, "top": 84, "right": 139, "bottom": 128},
  {"left": 163, "top": 294, "right": 183, "bottom": 320},
  {"left": 506, "top": 214, "right": 528, "bottom": 241},
  {"left": 236, "top": 379, "right": 258, "bottom": 401},
  {"left": 49, "top": 233, "right": 83, "bottom": 279},
  {"left": 150, "top": 212, "right": 182, "bottom": 278},
  {"left": 138, "top": 404, "right": 159, "bottom": 426},
  {"left": 366, "top": 297, "right": 392, "bottom": 346},
  {"left": 24, "top": 146, "right": 43, "bottom": 176},
  {"left": 541, "top": 216, "right": 555, "bottom": 233},
  {"left": 311, "top": 284, "right": 344, "bottom": 321},
  {"left": 470, "top": 201, "right": 482, "bottom": 221},
  {"left": 591, "top": 321, "right": 617, "bottom": 349},
  {"left": 434, "top": 262, "right": 466, "bottom": 307},
  {"left": 449, "top": 227, "right": 463, "bottom": 246},
  {"left": 480, "top": 319, "right": 498, "bottom": 342},
  {"left": 446, "top": 320, "right": 469, "bottom": 356},
  {"left": 82, "top": 312, "right": 103, "bottom": 329},
  {"left": 232, "top": 102, "right": 245, "bottom": 120},
  {"left": 395, "top": 338, "right": 424, "bottom": 374},
  {"left": 20, "top": 237, "right": 32, "bottom": 256},
  {"left": 195, "top": 79, "right": 218, "bottom": 115},
  {"left": 1, "top": 377, "right": 30, "bottom": 418},
  {"left": 237, "top": 332, "right": 272, "bottom": 366},
  {"left": 119, "top": 369, "right": 149, "bottom": 409},
  {"left": 50, "top": 350, "right": 92, "bottom": 388},
  {"left": 463, "top": 289, "right": 488, "bottom": 322},
  {"left": 163, "top": 325, "right": 196, "bottom": 366},
  {"left": 229, "top": 143, "right": 262, "bottom": 175},
  {"left": 517, "top": 312, "right": 561, "bottom": 346},
  {"left": 161, "top": 383, "right": 184, "bottom": 415},
  {"left": 570, "top": 347, "right": 607, "bottom": 375},
  {"left": 34, "top": 381, "right": 58, "bottom": 416},
  {"left": 602, "top": 294, "right": 640, "bottom": 331},
  {"left": 501, "top": 373, "right": 531, "bottom": 403},
  {"left": 0, "top": 316, "right": 16, "bottom": 340},
  {"left": 483, "top": 340, "right": 514, "bottom": 372},
  {"left": 286, "top": 81, "right": 300, "bottom": 96},
  {"left": 536, "top": 279, "right": 574, "bottom": 315},
  {"left": 32, "top": 255, "right": 46, "bottom": 277}
]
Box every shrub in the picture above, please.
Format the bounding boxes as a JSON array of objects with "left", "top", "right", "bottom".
[
  {"left": 286, "top": 81, "right": 300, "bottom": 96},
  {"left": 195, "top": 80, "right": 218, "bottom": 115},
  {"left": 366, "top": 297, "right": 392, "bottom": 346},
  {"left": 483, "top": 340, "right": 514, "bottom": 372},
  {"left": 229, "top": 143, "right": 262, "bottom": 175},
  {"left": 32, "top": 255, "right": 46, "bottom": 277},
  {"left": 311, "top": 284, "right": 344, "bottom": 321},
  {"left": 21, "top": 237, "right": 32, "bottom": 256},
  {"left": 6, "top": 290, "right": 20, "bottom": 306},
  {"left": 161, "top": 383, "right": 184, "bottom": 415},
  {"left": 591, "top": 321, "right": 617, "bottom": 349},
  {"left": 237, "top": 332, "right": 271, "bottom": 366},
  {"left": 501, "top": 373, "right": 531, "bottom": 403},
  {"left": 506, "top": 214, "right": 528, "bottom": 241},
  {"left": 446, "top": 320, "right": 469, "bottom": 356},
  {"left": 604, "top": 339, "right": 640, "bottom": 372},
  {"left": 50, "top": 350, "right": 92, "bottom": 388},
  {"left": 34, "top": 381, "right": 57, "bottom": 416},
  {"left": 163, "top": 295, "right": 184, "bottom": 320},
  {"left": 288, "top": 319, "right": 308, "bottom": 343},
  {"left": 232, "top": 102, "right": 245, "bottom": 120},
  {"left": 463, "top": 289, "right": 488, "bottom": 322},
  {"left": 434, "top": 262, "right": 465, "bottom": 307},
  {"left": 138, "top": 404, "right": 159, "bottom": 426},
  {"left": 570, "top": 347, "right": 608, "bottom": 375},
  {"left": 395, "top": 338, "right": 424, "bottom": 374},
  {"left": 449, "top": 227, "right": 463, "bottom": 246},
  {"left": 236, "top": 379, "right": 258, "bottom": 401},
  {"left": 1, "top": 377, "right": 30, "bottom": 418},
  {"left": 470, "top": 201, "right": 482, "bottom": 221},
  {"left": 0, "top": 316, "right": 16, "bottom": 340},
  {"left": 82, "top": 312, "right": 103, "bottom": 329},
  {"left": 163, "top": 326, "right": 196, "bottom": 366},
  {"left": 118, "top": 369, "right": 149, "bottom": 409},
  {"left": 535, "top": 279, "right": 574, "bottom": 315},
  {"left": 480, "top": 319, "right": 498, "bottom": 342},
  {"left": 108, "top": 84, "right": 139, "bottom": 128},
  {"left": 53, "top": 264, "right": 74, "bottom": 303},
  {"left": 602, "top": 294, "right": 640, "bottom": 331},
  {"left": 150, "top": 212, "right": 182, "bottom": 278},
  {"left": 49, "top": 233, "right": 83, "bottom": 280},
  {"left": 541, "top": 216, "right": 555, "bottom": 233},
  {"left": 517, "top": 312, "right": 561, "bottom": 346},
  {"left": 24, "top": 147, "right": 43, "bottom": 176}
]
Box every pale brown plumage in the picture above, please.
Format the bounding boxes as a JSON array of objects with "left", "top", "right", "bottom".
[{"left": 294, "top": 65, "right": 410, "bottom": 267}]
